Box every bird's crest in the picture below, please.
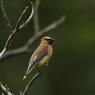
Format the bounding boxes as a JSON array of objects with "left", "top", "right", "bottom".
[{"left": 41, "top": 36, "right": 54, "bottom": 41}]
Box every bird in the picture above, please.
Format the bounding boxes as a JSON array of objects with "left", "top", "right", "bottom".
[{"left": 23, "top": 36, "right": 54, "bottom": 80}]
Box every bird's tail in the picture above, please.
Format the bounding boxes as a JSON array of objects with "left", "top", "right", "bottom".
[
  {"left": 23, "top": 75, "right": 27, "bottom": 80},
  {"left": 22, "top": 66, "right": 30, "bottom": 80},
  {"left": 22, "top": 66, "right": 36, "bottom": 80}
]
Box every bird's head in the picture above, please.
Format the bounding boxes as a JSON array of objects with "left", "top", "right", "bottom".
[{"left": 41, "top": 36, "right": 54, "bottom": 44}]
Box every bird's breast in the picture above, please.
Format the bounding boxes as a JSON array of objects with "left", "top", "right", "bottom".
[{"left": 47, "top": 45, "right": 53, "bottom": 57}]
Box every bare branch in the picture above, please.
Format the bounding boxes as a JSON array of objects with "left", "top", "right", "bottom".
[
  {"left": 1, "top": 0, "right": 12, "bottom": 30},
  {"left": 2, "top": 93, "right": 4, "bottom": 95},
  {"left": 0, "top": 46, "right": 28, "bottom": 60},
  {"left": 21, "top": 72, "right": 40, "bottom": 95},
  {"left": 19, "top": 2, "right": 34, "bottom": 29},
  {"left": 0, "top": 16, "right": 65, "bottom": 61},
  {"left": 15, "top": 6, "right": 29, "bottom": 30},
  {"left": 33, "top": 0, "right": 40, "bottom": 34},
  {"left": 0, "top": 48, "right": 6, "bottom": 58},
  {"left": 38, "top": 16, "right": 66, "bottom": 35},
  {"left": 0, "top": 1, "right": 34, "bottom": 58},
  {"left": 0, "top": 82, "right": 13, "bottom": 95}
]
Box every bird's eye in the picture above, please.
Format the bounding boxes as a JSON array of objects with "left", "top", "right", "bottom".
[{"left": 46, "top": 39, "right": 51, "bottom": 41}]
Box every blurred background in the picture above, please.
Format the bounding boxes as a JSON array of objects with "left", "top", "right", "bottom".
[{"left": 0, "top": 0, "right": 95, "bottom": 95}]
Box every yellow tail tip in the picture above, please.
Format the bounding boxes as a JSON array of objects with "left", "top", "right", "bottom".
[{"left": 23, "top": 75, "right": 27, "bottom": 80}]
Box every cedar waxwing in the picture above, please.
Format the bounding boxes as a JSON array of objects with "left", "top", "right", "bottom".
[{"left": 23, "top": 36, "right": 54, "bottom": 80}]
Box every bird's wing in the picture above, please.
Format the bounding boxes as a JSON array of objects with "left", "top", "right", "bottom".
[
  {"left": 26, "top": 47, "right": 48, "bottom": 74},
  {"left": 34, "top": 47, "right": 48, "bottom": 63}
]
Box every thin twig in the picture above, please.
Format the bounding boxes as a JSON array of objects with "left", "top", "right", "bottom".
[
  {"left": 33, "top": 0, "right": 40, "bottom": 34},
  {"left": 1, "top": 0, "right": 12, "bottom": 30},
  {"left": 19, "top": 2, "right": 34, "bottom": 29},
  {"left": 21, "top": 72, "right": 40, "bottom": 95},
  {"left": 15, "top": 6, "right": 29, "bottom": 30},
  {"left": 0, "top": 82, "right": 13, "bottom": 95},
  {"left": 0, "top": 1, "right": 34, "bottom": 58},
  {"left": 38, "top": 16, "right": 65, "bottom": 35},
  {"left": 2, "top": 93, "right": 4, "bottom": 95},
  {"left": 0, "top": 16, "right": 65, "bottom": 60},
  {"left": 0, "top": 46, "right": 29, "bottom": 60}
]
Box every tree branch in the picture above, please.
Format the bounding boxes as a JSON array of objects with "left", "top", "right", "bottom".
[
  {"left": 0, "top": 16, "right": 65, "bottom": 61},
  {"left": 38, "top": 16, "right": 65, "bottom": 35},
  {"left": 0, "top": 1, "right": 34, "bottom": 58},
  {"left": 33, "top": 0, "right": 40, "bottom": 34},
  {"left": 0, "top": 0, "right": 13, "bottom": 30},
  {"left": 0, "top": 82, "right": 13, "bottom": 95},
  {"left": 21, "top": 72, "right": 40, "bottom": 95},
  {"left": 19, "top": 1, "right": 34, "bottom": 30}
]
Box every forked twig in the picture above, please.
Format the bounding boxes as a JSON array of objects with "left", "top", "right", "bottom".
[{"left": 0, "top": 1, "right": 34, "bottom": 58}]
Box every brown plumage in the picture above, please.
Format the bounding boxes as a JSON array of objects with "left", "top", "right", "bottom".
[{"left": 23, "top": 36, "right": 54, "bottom": 80}]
